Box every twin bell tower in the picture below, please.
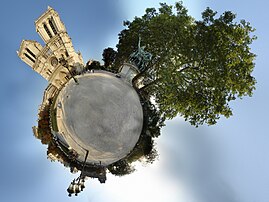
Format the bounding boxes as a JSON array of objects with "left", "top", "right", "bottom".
[{"left": 17, "top": 6, "right": 84, "bottom": 89}]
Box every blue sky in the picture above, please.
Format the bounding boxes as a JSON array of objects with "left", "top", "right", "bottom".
[{"left": 0, "top": 0, "right": 269, "bottom": 201}]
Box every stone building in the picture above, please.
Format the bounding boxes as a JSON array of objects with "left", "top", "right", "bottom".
[{"left": 17, "top": 6, "right": 84, "bottom": 89}]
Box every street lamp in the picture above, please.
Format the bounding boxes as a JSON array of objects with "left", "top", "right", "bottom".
[
  {"left": 67, "top": 180, "right": 75, "bottom": 197},
  {"left": 74, "top": 183, "right": 81, "bottom": 196},
  {"left": 79, "top": 178, "right": 85, "bottom": 190},
  {"left": 67, "top": 150, "right": 89, "bottom": 197}
]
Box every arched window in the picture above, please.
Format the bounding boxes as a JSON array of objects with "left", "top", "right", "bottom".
[
  {"left": 49, "top": 18, "right": 58, "bottom": 35},
  {"left": 26, "top": 48, "right": 36, "bottom": 59},
  {"left": 65, "top": 51, "right": 69, "bottom": 57},
  {"left": 44, "top": 24, "right": 52, "bottom": 38},
  {"left": 24, "top": 53, "right": 35, "bottom": 63}
]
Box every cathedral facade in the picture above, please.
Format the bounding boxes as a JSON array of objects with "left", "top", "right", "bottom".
[{"left": 18, "top": 6, "right": 84, "bottom": 90}]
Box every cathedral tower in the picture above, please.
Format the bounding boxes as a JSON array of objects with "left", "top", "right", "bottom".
[{"left": 18, "top": 6, "right": 84, "bottom": 89}]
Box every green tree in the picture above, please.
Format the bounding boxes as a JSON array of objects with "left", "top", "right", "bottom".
[
  {"left": 115, "top": 2, "right": 256, "bottom": 126},
  {"left": 107, "top": 159, "right": 135, "bottom": 176},
  {"left": 85, "top": 60, "right": 103, "bottom": 71},
  {"left": 102, "top": 47, "right": 118, "bottom": 72},
  {"left": 37, "top": 104, "right": 53, "bottom": 145}
]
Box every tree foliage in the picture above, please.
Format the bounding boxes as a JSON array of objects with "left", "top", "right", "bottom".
[
  {"left": 37, "top": 104, "right": 53, "bottom": 144},
  {"left": 107, "top": 159, "right": 135, "bottom": 176},
  {"left": 102, "top": 47, "right": 118, "bottom": 72},
  {"left": 115, "top": 1, "right": 256, "bottom": 126},
  {"left": 85, "top": 60, "right": 103, "bottom": 71}
]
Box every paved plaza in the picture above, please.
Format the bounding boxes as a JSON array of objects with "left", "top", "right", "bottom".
[{"left": 55, "top": 72, "right": 143, "bottom": 165}]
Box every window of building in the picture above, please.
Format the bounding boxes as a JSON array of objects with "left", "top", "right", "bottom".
[
  {"left": 46, "top": 48, "right": 53, "bottom": 57},
  {"left": 65, "top": 51, "right": 69, "bottom": 58},
  {"left": 26, "top": 48, "right": 36, "bottom": 59},
  {"left": 24, "top": 53, "right": 35, "bottom": 63},
  {"left": 49, "top": 18, "right": 58, "bottom": 35},
  {"left": 50, "top": 57, "right": 58, "bottom": 67},
  {"left": 54, "top": 39, "right": 62, "bottom": 48},
  {"left": 44, "top": 23, "right": 52, "bottom": 38}
]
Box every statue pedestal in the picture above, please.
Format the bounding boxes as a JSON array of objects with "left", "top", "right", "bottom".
[{"left": 119, "top": 63, "right": 140, "bottom": 84}]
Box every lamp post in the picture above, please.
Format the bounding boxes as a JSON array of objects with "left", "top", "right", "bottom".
[
  {"left": 67, "top": 180, "right": 76, "bottom": 197},
  {"left": 59, "top": 57, "right": 79, "bottom": 84},
  {"left": 67, "top": 150, "right": 89, "bottom": 197}
]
